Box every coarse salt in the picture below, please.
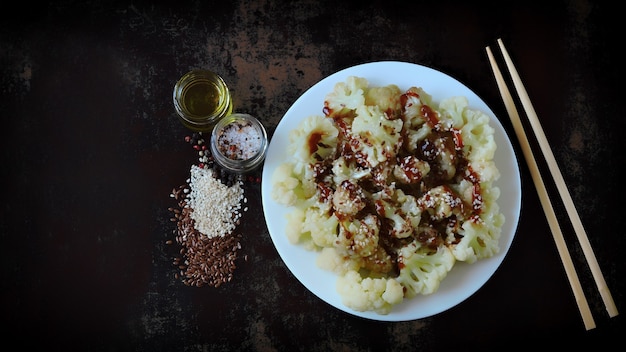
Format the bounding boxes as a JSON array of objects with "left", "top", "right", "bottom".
[{"left": 217, "top": 120, "right": 262, "bottom": 160}]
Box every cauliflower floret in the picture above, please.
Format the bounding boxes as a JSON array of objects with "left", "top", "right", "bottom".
[
  {"left": 405, "top": 122, "right": 432, "bottom": 154},
  {"left": 361, "top": 245, "right": 394, "bottom": 275},
  {"left": 417, "top": 185, "right": 465, "bottom": 221},
  {"left": 470, "top": 160, "right": 499, "bottom": 183},
  {"left": 316, "top": 247, "right": 362, "bottom": 275},
  {"left": 284, "top": 202, "right": 336, "bottom": 250},
  {"left": 364, "top": 84, "right": 402, "bottom": 116},
  {"left": 271, "top": 162, "right": 318, "bottom": 209},
  {"left": 336, "top": 214, "right": 380, "bottom": 258},
  {"left": 439, "top": 96, "right": 496, "bottom": 163},
  {"left": 451, "top": 185, "right": 504, "bottom": 262},
  {"left": 393, "top": 155, "right": 430, "bottom": 184},
  {"left": 402, "top": 86, "right": 435, "bottom": 127},
  {"left": 332, "top": 179, "right": 367, "bottom": 217},
  {"left": 449, "top": 178, "right": 474, "bottom": 207},
  {"left": 351, "top": 104, "right": 403, "bottom": 167},
  {"left": 302, "top": 207, "right": 340, "bottom": 249},
  {"left": 402, "top": 88, "right": 422, "bottom": 124},
  {"left": 325, "top": 76, "right": 368, "bottom": 112},
  {"left": 288, "top": 114, "right": 339, "bottom": 164},
  {"left": 438, "top": 96, "right": 468, "bottom": 129},
  {"left": 396, "top": 241, "right": 456, "bottom": 297},
  {"left": 402, "top": 87, "right": 437, "bottom": 153},
  {"left": 461, "top": 108, "right": 496, "bottom": 162},
  {"left": 372, "top": 187, "right": 420, "bottom": 239},
  {"left": 397, "top": 189, "right": 422, "bottom": 230},
  {"left": 285, "top": 207, "right": 305, "bottom": 245},
  {"left": 416, "top": 130, "right": 459, "bottom": 181},
  {"left": 331, "top": 156, "right": 371, "bottom": 186},
  {"left": 451, "top": 219, "right": 501, "bottom": 263},
  {"left": 271, "top": 162, "right": 304, "bottom": 206},
  {"left": 337, "top": 270, "right": 404, "bottom": 314}
]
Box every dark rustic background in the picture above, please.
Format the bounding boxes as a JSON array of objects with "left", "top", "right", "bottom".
[{"left": 1, "top": 1, "right": 623, "bottom": 350}]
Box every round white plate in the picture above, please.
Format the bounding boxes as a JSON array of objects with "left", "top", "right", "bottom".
[{"left": 261, "top": 61, "right": 522, "bottom": 321}]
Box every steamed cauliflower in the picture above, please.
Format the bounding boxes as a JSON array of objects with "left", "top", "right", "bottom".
[{"left": 271, "top": 76, "right": 504, "bottom": 315}]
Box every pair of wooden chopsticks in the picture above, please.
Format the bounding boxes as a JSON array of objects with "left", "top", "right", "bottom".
[{"left": 485, "top": 38, "right": 618, "bottom": 330}]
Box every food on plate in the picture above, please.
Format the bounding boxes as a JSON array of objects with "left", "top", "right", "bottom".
[{"left": 271, "top": 76, "right": 504, "bottom": 314}]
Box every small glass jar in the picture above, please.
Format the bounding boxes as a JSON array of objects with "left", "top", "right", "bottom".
[
  {"left": 210, "top": 113, "right": 268, "bottom": 173},
  {"left": 173, "top": 70, "right": 233, "bottom": 132}
]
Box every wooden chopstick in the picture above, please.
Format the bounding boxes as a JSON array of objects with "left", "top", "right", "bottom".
[
  {"left": 494, "top": 38, "right": 618, "bottom": 320},
  {"left": 485, "top": 45, "right": 596, "bottom": 330}
]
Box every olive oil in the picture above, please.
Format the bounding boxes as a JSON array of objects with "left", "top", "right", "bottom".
[
  {"left": 182, "top": 80, "right": 221, "bottom": 117},
  {"left": 173, "top": 70, "right": 232, "bottom": 132}
]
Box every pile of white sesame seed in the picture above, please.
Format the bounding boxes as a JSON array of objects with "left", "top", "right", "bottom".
[{"left": 187, "top": 165, "right": 246, "bottom": 239}]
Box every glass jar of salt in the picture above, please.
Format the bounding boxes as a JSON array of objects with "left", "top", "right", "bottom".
[{"left": 210, "top": 113, "right": 268, "bottom": 173}]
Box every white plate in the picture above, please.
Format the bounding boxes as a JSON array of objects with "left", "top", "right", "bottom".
[{"left": 261, "top": 61, "right": 522, "bottom": 321}]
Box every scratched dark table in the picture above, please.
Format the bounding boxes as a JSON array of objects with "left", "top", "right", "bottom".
[{"left": 1, "top": 1, "right": 623, "bottom": 350}]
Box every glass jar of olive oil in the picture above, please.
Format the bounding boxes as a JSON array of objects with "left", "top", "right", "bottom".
[{"left": 173, "top": 70, "right": 233, "bottom": 132}]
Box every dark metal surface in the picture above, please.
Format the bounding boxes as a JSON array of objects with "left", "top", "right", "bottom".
[{"left": 1, "top": 1, "right": 623, "bottom": 350}]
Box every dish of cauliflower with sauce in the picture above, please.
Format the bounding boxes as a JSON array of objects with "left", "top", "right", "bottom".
[{"left": 269, "top": 75, "right": 505, "bottom": 315}]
